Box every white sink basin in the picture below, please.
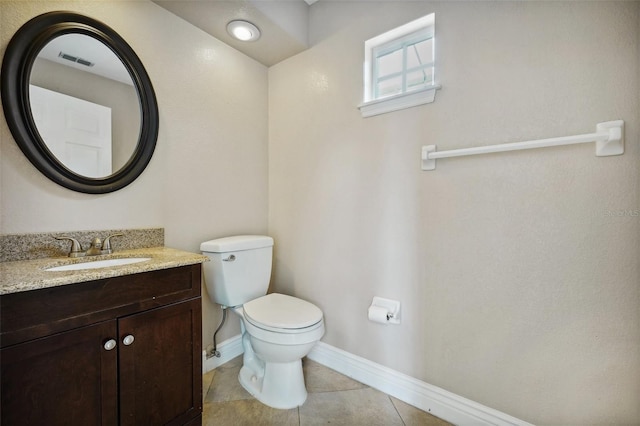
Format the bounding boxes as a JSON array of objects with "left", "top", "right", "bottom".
[{"left": 46, "top": 257, "right": 152, "bottom": 272}]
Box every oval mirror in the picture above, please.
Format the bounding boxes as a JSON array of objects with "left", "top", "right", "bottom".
[{"left": 1, "top": 11, "right": 158, "bottom": 194}]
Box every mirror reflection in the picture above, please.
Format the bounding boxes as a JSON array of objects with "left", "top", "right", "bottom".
[{"left": 29, "top": 34, "right": 141, "bottom": 178}]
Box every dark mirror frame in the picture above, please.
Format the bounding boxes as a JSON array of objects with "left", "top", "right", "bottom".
[{"left": 1, "top": 11, "right": 159, "bottom": 194}]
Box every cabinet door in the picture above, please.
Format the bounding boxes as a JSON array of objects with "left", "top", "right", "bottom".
[
  {"left": 0, "top": 320, "right": 118, "bottom": 426},
  {"left": 119, "top": 298, "right": 202, "bottom": 426}
]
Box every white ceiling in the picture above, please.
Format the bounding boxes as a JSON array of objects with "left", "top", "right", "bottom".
[
  {"left": 152, "top": 0, "right": 313, "bottom": 66},
  {"left": 37, "top": 33, "right": 134, "bottom": 85}
]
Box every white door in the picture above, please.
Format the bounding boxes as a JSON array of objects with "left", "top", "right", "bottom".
[{"left": 29, "top": 84, "right": 112, "bottom": 178}]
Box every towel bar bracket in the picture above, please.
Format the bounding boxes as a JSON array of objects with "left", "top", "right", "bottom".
[
  {"left": 421, "top": 120, "right": 624, "bottom": 171},
  {"left": 595, "top": 120, "right": 624, "bottom": 157},
  {"left": 421, "top": 145, "right": 437, "bottom": 171}
]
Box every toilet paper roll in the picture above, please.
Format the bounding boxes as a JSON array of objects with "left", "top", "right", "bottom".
[{"left": 368, "top": 305, "right": 389, "bottom": 324}]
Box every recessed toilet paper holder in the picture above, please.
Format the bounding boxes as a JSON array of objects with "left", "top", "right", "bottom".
[{"left": 369, "top": 296, "right": 401, "bottom": 325}]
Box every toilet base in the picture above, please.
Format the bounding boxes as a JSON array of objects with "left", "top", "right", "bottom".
[
  {"left": 230, "top": 306, "right": 323, "bottom": 410},
  {"left": 238, "top": 359, "right": 307, "bottom": 409}
]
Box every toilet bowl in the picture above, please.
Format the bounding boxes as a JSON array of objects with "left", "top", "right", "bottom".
[
  {"left": 232, "top": 293, "right": 325, "bottom": 408},
  {"left": 200, "top": 236, "right": 325, "bottom": 409}
]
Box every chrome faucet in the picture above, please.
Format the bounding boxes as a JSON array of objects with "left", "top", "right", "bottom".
[{"left": 55, "top": 233, "right": 123, "bottom": 258}]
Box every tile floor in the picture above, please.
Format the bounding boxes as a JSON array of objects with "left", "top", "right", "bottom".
[{"left": 202, "top": 356, "right": 452, "bottom": 425}]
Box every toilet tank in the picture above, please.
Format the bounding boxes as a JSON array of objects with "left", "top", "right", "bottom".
[{"left": 200, "top": 235, "right": 274, "bottom": 307}]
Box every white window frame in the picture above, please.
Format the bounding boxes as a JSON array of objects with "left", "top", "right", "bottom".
[{"left": 359, "top": 13, "right": 440, "bottom": 118}]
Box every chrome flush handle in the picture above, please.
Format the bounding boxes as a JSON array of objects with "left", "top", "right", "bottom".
[{"left": 223, "top": 255, "right": 236, "bottom": 262}]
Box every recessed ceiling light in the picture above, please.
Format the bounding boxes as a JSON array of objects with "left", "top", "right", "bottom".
[{"left": 227, "top": 20, "right": 261, "bottom": 42}]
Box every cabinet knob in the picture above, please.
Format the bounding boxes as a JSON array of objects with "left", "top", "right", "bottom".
[
  {"left": 122, "top": 334, "right": 135, "bottom": 346},
  {"left": 104, "top": 339, "right": 117, "bottom": 351}
]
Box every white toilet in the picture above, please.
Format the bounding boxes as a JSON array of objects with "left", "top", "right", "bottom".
[{"left": 200, "top": 235, "right": 325, "bottom": 409}]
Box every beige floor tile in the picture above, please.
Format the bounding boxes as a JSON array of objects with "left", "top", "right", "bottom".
[
  {"left": 203, "top": 399, "right": 299, "bottom": 426},
  {"left": 303, "top": 358, "right": 368, "bottom": 393},
  {"left": 300, "top": 387, "right": 404, "bottom": 426},
  {"left": 203, "top": 356, "right": 452, "bottom": 426},
  {"left": 390, "top": 396, "right": 453, "bottom": 426},
  {"left": 204, "top": 356, "right": 253, "bottom": 403},
  {"left": 202, "top": 369, "right": 215, "bottom": 399}
]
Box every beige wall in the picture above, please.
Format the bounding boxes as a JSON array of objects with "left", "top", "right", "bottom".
[
  {"left": 269, "top": 2, "right": 640, "bottom": 424},
  {"left": 0, "top": 1, "right": 268, "bottom": 346}
]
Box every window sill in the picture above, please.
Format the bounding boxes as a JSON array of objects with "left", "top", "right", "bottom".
[{"left": 358, "top": 85, "right": 441, "bottom": 118}]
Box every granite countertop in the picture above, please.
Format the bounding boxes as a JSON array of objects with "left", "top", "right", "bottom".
[{"left": 0, "top": 247, "right": 208, "bottom": 295}]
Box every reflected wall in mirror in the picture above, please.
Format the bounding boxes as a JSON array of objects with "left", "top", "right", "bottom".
[{"left": 1, "top": 11, "right": 158, "bottom": 194}]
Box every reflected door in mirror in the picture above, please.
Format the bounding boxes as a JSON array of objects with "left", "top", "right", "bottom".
[{"left": 30, "top": 85, "right": 112, "bottom": 178}]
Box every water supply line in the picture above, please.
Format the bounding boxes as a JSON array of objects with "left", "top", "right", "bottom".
[{"left": 210, "top": 307, "right": 227, "bottom": 358}]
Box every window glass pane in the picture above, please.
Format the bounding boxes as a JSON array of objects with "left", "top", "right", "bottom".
[
  {"left": 406, "top": 38, "right": 433, "bottom": 69},
  {"left": 365, "top": 13, "right": 435, "bottom": 104},
  {"left": 406, "top": 67, "right": 433, "bottom": 91},
  {"left": 377, "top": 76, "right": 403, "bottom": 98},
  {"left": 376, "top": 48, "right": 402, "bottom": 78}
]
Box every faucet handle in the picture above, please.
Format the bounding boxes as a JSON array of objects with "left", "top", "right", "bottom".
[
  {"left": 101, "top": 233, "right": 123, "bottom": 255},
  {"left": 54, "top": 236, "right": 85, "bottom": 258}
]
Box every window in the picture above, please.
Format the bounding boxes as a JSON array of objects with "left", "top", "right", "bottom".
[
  {"left": 360, "top": 13, "right": 439, "bottom": 118},
  {"left": 373, "top": 31, "right": 434, "bottom": 98}
]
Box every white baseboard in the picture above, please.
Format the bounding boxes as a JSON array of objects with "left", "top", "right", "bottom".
[
  {"left": 307, "top": 342, "right": 533, "bottom": 426},
  {"left": 202, "top": 334, "right": 244, "bottom": 373},
  {"left": 203, "top": 336, "right": 532, "bottom": 426}
]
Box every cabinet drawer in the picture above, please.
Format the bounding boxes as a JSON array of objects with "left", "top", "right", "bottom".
[{"left": 1, "top": 264, "right": 201, "bottom": 347}]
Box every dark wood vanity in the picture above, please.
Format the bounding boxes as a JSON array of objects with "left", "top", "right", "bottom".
[{"left": 0, "top": 263, "right": 203, "bottom": 425}]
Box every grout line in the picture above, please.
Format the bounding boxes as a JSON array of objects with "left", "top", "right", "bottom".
[
  {"left": 389, "top": 395, "right": 408, "bottom": 426},
  {"left": 203, "top": 370, "right": 215, "bottom": 402}
]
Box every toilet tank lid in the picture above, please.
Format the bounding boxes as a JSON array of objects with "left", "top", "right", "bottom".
[{"left": 200, "top": 235, "right": 273, "bottom": 253}]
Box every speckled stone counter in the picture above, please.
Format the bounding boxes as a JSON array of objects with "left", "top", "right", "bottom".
[
  {"left": 0, "top": 228, "right": 164, "bottom": 262},
  {"left": 0, "top": 247, "right": 208, "bottom": 295}
]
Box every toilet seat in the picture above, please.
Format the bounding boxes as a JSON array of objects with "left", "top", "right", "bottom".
[{"left": 243, "top": 293, "right": 323, "bottom": 334}]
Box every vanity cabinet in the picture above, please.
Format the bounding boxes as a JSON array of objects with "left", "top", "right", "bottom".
[{"left": 0, "top": 264, "right": 203, "bottom": 426}]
